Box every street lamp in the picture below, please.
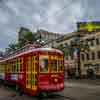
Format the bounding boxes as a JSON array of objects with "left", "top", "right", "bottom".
[
  {"left": 36, "top": 39, "right": 40, "bottom": 42},
  {"left": 70, "top": 36, "right": 82, "bottom": 79}
]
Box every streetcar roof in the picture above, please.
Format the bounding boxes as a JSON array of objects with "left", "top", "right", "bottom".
[{"left": 0, "top": 48, "right": 63, "bottom": 63}]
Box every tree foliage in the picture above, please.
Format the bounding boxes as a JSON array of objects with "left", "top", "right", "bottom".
[{"left": 5, "top": 29, "right": 39, "bottom": 54}]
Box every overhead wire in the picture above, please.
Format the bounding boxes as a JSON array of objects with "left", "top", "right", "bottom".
[{"left": 34, "top": 0, "right": 77, "bottom": 30}]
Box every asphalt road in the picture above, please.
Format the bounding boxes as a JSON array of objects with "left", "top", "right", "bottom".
[
  {"left": 0, "top": 79, "right": 100, "bottom": 100},
  {"left": 62, "top": 79, "right": 100, "bottom": 100}
]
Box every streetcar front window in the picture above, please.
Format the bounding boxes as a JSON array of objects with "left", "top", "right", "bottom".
[
  {"left": 51, "top": 59, "right": 57, "bottom": 72},
  {"left": 51, "top": 56, "right": 64, "bottom": 72},
  {"left": 40, "top": 56, "right": 48, "bottom": 72},
  {"left": 58, "top": 58, "right": 64, "bottom": 72}
]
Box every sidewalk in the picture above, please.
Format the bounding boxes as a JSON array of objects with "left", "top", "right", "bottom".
[{"left": 65, "top": 79, "right": 100, "bottom": 86}]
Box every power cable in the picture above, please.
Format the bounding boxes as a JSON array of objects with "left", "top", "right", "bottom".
[{"left": 34, "top": 0, "right": 77, "bottom": 30}]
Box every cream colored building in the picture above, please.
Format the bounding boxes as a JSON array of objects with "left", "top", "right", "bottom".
[
  {"left": 43, "top": 31, "right": 100, "bottom": 78},
  {"left": 80, "top": 32, "right": 100, "bottom": 78},
  {"left": 36, "top": 29, "right": 63, "bottom": 43},
  {"left": 43, "top": 21, "right": 100, "bottom": 78}
]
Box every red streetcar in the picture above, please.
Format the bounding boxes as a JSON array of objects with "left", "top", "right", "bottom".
[{"left": 0, "top": 46, "right": 64, "bottom": 96}]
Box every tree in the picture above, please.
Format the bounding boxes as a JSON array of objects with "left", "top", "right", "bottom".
[
  {"left": 19, "top": 32, "right": 37, "bottom": 48},
  {"left": 24, "top": 32, "right": 36, "bottom": 43},
  {"left": 5, "top": 28, "right": 49, "bottom": 54},
  {"left": 5, "top": 43, "right": 18, "bottom": 53}
]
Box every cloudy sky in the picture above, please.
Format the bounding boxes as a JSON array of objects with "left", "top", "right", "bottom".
[{"left": 0, "top": 0, "right": 99, "bottom": 50}]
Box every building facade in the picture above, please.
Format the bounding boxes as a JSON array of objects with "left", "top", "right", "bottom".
[
  {"left": 77, "top": 22, "right": 100, "bottom": 78},
  {"left": 80, "top": 32, "right": 100, "bottom": 78},
  {"left": 36, "top": 29, "right": 63, "bottom": 43},
  {"left": 43, "top": 30, "right": 100, "bottom": 78},
  {"left": 42, "top": 22, "right": 100, "bottom": 78}
]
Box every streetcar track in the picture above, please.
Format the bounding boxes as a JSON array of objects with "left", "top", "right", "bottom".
[
  {"left": 55, "top": 94, "right": 77, "bottom": 100},
  {"left": 0, "top": 83, "right": 77, "bottom": 100},
  {"left": 36, "top": 94, "right": 77, "bottom": 100}
]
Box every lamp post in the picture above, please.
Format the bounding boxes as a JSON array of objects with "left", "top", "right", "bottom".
[
  {"left": 70, "top": 35, "right": 84, "bottom": 79},
  {"left": 71, "top": 43, "right": 81, "bottom": 78}
]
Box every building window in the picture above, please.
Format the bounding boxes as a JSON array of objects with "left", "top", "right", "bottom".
[
  {"left": 97, "top": 51, "right": 100, "bottom": 59},
  {"left": 71, "top": 54, "right": 74, "bottom": 60},
  {"left": 81, "top": 54, "right": 85, "bottom": 61},
  {"left": 90, "top": 40, "right": 94, "bottom": 46},
  {"left": 70, "top": 52, "right": 73, "bottom": 60},
  {"left": 65, "top": 55, "right": 68, "bottom": 60},
  {"left": 86, "top": 53, "right": 90, "bottom": 60},
  {"left": 91, "top": 52, "right": 95, "bottom": 60},
  {"left": 96, "top": 38, "right": 100, "bottom": 45}
]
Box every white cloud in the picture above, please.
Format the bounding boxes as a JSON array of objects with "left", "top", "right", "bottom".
[
  {"left": 33, "top": 13, "right": 41, "bottom": 23},
  {"left": 70, "top": 2, "right": 84, "bottom": 21},
  {"left": 31, "top": 0, "right": 43, "bottom": 4},
  {"left": 47, "top": 18, "right": 57, "bottom": 26},
  {"left": 0, "top": 9, "right": 9, "bottom": 24},
  {"left": 5, "top": 1, "right": 20, "bottom": 15},
  {"left": 47, "top": 3, "right": 61, "bottom": 17}
]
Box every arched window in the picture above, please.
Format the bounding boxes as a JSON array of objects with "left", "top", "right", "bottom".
[
  {"left": 97, "top": 51, "right": 100, "bottom": 59},
  {"left": 96, "top": 38, "right": 100, "bottom": 45},
  {"left": 86, "top": 53, "right": 90, "bottom": 60},
  {"left": 91, "top": 52, "right": 95, "bottom": 60},
  {"left": 90, "top": 40, "right": 94, "bottom": 46},
  {"left": 81, "top": 54, "right": 85, "bottom": 61}
]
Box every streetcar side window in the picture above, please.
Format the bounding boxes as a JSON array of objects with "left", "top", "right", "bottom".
[
  {"left": 18, "top": 58, "right": 23, "bottom": 73},
  {"left": 15, "top": 58, "right": 23, "bottom": 73},
  {"left": 0, "top": 64, "right": 6, "bottom": 73},
  {"left": 18, "top": 59, "right": 21, "bottom": 73},
  {"left": 12, "top": 61, "right": 15, "bottom": 73},
  {"left": 27, "top": 57, "right": 32, "bottom": 72},
  {"left": 58, "top": 57, "right": 64, "bottom": 72},
  {"left": 51, "top": 59, "right": 57, "bottom": 72},
  {"left": 40, "top": 56, "right": 48, "bottom": 72},
  {"left": 51, "top": 56, "right": 57, "bottom": 72},
  {"left": 50, "top": 56, "right": 64, "bottom": 72},
  {"left": 10, "top": 62, "right": 12, "bottom": 73},
  {"left": 27, "top": 56, "right": 36, "bottom": 73}
]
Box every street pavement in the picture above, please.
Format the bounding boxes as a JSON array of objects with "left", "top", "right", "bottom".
[
  {"left": 60, "top": 79, "right": 100, "bottom": 100},
  {"left": 0, "top": 79, "right": 100, "bottom": 100}
]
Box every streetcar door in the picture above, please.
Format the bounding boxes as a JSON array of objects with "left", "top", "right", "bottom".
[{"left": 26, "top": 56, "right": 37, "bottom": 90}]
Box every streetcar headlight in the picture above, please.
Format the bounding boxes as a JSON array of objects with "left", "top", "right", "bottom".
[
  {"left": 60, "top": 83, "right": 63, "bottom": 87},
  {"left": 54, "top": 78, "right": 58, "bottom": 82}
]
